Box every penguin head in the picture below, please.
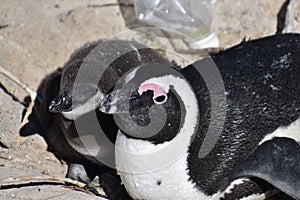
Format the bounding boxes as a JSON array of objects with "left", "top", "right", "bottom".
[
  {"left": 49, "top": 83, "right": 103, "bottom": 120},
  {"left": 100, "top": 63, "right": 198, "bottom": 144},
  {"left": 48, "top": 46, "right": 104, "bottom": 120}
]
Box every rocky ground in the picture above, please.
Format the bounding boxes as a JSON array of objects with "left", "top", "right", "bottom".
[{"left": 0, "top": 0, "right": 298, "bottom": 199}]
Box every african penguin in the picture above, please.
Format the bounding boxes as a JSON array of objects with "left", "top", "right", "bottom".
[
  {"left": 19, "top": 67, "right": 132, "bottom": 200},
  {"left": 20, "top": 39, "right": 174, "bottom": 200},
  {"left": 100, "top": 33, "right": 300, "bottom": 200}
]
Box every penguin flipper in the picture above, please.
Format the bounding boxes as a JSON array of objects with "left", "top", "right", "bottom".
[
  {"left": 234, "top": 137, "right": 300, "bottom": 199},
  {"left": 19, "top": 120, "right": 44, "bottom": 136}
]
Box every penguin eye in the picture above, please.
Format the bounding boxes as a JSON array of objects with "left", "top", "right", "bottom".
[
  {"left": 138, "top": 83, "right": 168, "bottom": 105},
  {"left": 153, "top": 95, "right": 167, "bottom": 104}
]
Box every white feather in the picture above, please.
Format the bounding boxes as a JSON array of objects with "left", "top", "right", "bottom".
[{"left": 259, "top": 117, "right": 300, "bottom": 145}]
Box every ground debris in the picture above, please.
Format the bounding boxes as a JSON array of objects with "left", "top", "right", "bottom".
[{"left": 0, "top": 175, "right": 107, "bottom": 197}]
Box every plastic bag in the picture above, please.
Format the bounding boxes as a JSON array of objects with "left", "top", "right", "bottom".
[{"left": 134, "top": 0, "right": 219, "bottom": 49}]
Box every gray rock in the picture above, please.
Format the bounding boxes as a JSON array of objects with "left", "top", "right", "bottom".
[{"left": 283, "top": 0, "right": 300, "bottom": 33}]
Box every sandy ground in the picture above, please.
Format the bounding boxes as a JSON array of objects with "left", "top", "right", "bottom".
[{"left": 0, "top": 0, "right": 298, "bottom": 199}]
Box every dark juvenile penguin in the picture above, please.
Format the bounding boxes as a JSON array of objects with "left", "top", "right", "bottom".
[
  {"left": 20, "top": 68, "right": 98, "bottom": 180},
  {"left": 20, "top": 67, "right": 131, "bottom": 199},
  {"left": 100, "top": 33, "right": 300, "bottom": 199},
  {"left": 20, "top": 39, "right": 174, "bottom": 199}
]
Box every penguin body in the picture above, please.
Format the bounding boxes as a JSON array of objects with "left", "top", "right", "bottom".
[{"left": 100, "top": 33, "right": 300, "bottom": 199}]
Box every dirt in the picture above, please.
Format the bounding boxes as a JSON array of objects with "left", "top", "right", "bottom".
[{"left": 0, "top": 0, "right": 298, "bottom": 199}]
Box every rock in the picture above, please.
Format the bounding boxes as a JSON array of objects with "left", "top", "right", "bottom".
[
  {"left": 283, "top": 0, "right": 300, "bottom": 33},
  {"left": 0, "top": 167, "right": 104, "bottom": 200}
]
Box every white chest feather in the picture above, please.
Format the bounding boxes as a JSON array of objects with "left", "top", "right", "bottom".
[
  {"left": 259, "top": 117, "right": 300, "bottom": 145},
  {"left": 116, "top": 132, "right": 208, "bottom": 200},
  {"left": 116, "top": 133, "right": 266, "bottom": 200}
]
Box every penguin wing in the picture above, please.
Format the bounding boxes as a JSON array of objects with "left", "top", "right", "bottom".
[{"left": 233, "top": 137, "right": 300, "bottom": 199}]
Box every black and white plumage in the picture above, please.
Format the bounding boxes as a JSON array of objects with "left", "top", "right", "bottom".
[
  {"left": 100, "top": 33, "right": 300, "bottom": 200},
  {"left": 20, "top": 39, "right": 174, "bottom": 200}
]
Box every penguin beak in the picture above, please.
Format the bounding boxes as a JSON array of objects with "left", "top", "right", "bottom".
[
  {"left": 100, "top": 83, "right": 136, "bottom": 114},
  {"left": 99, "top": 91, "right": 113, "bottom": 113},
  {"left": 99, "top": 89, "right": 126, "bottom": 114},
  {"left": 49, "top": 89, "right": 72, "bottom": 113}
]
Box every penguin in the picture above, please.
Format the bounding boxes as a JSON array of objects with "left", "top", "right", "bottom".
[
  {"left": 20, "top": 39, "right": 175, "bottom": 199},
  {"left": 20, "top": 67, "right": 98, "bottom": 181},
  {"left": 99, "top": 33, "right": 300, "bottom": 200}
]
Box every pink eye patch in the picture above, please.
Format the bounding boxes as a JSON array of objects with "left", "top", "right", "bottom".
[{"left": 138, "top": 83, "right": 168, "bottom": 104}]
